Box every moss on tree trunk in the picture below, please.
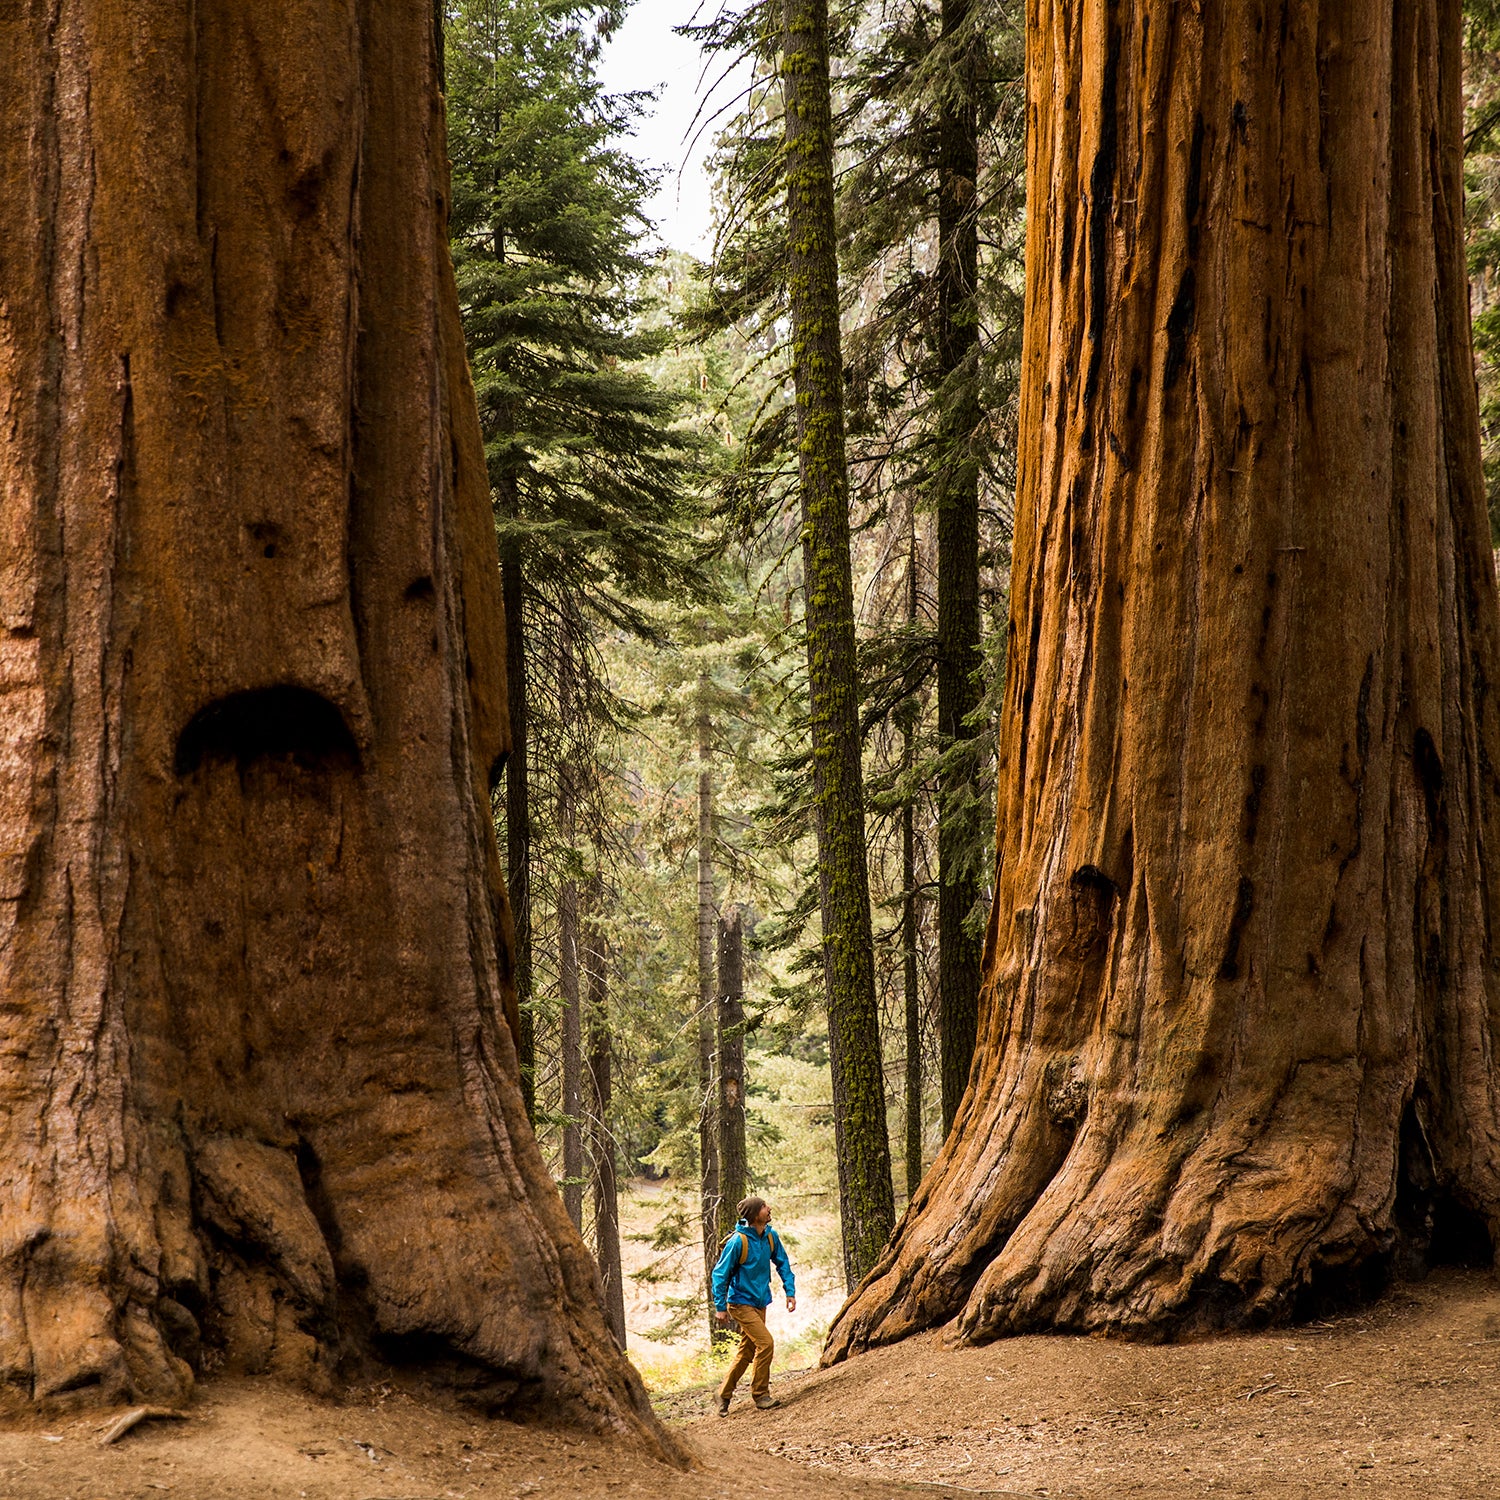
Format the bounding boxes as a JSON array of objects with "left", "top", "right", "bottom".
[
  {"left": 782, "top": 0, "right": 895, "bottom": 1286},
  {"left": 934, "top": 0, "right": 986, "bottom": 1138}
]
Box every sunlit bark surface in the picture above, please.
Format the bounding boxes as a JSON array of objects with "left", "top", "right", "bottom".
[
  {"left": 827, "top": 0, "right": 1500, "bottom": 1356},
  {"left": 0, "top": 0, "right": 672, "bottom": 1450}
]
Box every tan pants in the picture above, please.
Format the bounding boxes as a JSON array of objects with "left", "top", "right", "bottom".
[{"left": 719, "top": 1302, "right": 774, "bottom": 1398}]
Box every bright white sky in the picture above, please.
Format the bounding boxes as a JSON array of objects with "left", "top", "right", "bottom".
[{"left": 596, "top": 0, "right": 752, "bottom": 256}]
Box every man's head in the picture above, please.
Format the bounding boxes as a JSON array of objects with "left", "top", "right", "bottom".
[{"left": 737, "top": 1195, "right": 771, "bottom": 1229}]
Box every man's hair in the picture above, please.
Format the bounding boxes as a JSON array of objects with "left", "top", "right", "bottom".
[{"left": 737, "top": 1195, "right": 768, "bottom": 1224}]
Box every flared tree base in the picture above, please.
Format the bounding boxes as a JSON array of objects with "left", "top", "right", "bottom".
[{"left": 827, "top": 1008, "right": 1500, "bottom": 1362}]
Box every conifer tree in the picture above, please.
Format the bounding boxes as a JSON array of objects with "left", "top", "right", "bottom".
[
  {"left": 446, "top": 0, "right": 709, "bottom": 1122},
  {"left": 837, "top": 0, "right": 1025, "bottom": 1137},
  {"left": 783, "top": 0, "right": 896, "bottom": 1283}
]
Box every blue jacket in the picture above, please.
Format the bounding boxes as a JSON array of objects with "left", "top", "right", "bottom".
[{"left": 711, "top": 1219, "right": 796, "bottom": 1311}]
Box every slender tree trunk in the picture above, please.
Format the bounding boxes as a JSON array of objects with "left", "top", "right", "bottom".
[
  {"left": 827, "top": 0, "right": 1500, "bottom": 1360},
  {"left": 903, "top": 523, "right": 923, "bottom": 1200},
  {"left": 584, "top": 876, "right": 626, "bottom": 1349},
  {"left": 782, "top": 0, "right": 896, "bottom": 1288},
  {"left": 903, "top": 782, "right": 922, "bottom": 1201},
  {"left": 717, "top": 906, "right": 748, "bottom": 1239},
  {"left": 934, "top": 0, "right": 986, "bottom": 1138},
  {"left": 558, "top": 633, "right": 584, "bottom": 1232},
  {"left": 501, "top": 542, "right": 535, "bottom": 1121},
  {"left": 0, "top": 1, "right": 673, "bottom": 1451},
  {"left": 695, "top": 682, "right": 722, "bottom": 1335}
]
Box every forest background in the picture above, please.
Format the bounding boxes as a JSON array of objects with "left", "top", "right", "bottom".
[{"left": 442, "top": 0, "right": 1500, "bottom": 1392}]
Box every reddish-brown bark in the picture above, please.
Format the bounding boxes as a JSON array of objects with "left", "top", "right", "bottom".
[
  {"left": 0, "top": 0, "right": 673, "bottom": 1451},
  {"left": 827, "top": 0, "right": 1500, "bottom": 1356}
]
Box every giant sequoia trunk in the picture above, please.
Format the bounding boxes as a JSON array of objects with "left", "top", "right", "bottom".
[
  {"left": 0, "top": 2, "right": 671, "bottom": 1449},
  {"left": 827, "top": 0, "right": 1500, "bottom": 1357}
]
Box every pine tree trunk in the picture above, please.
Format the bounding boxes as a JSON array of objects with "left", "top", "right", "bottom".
[
  {"left": 904, "top": 527, "right": 924, "bottom": 1201},
  {"left": 782, "top": 0, "right": 896, "bottom": 1288},
  {"left": 584, "top": 878, "right": 626, "bottom": 1349},
  {"left": 826, "top": 0, "right": 1500, "bottom": 1360},
  {"left": 935, "top": 0, "right": 986, "bottom": 1138},
  {"left": 558, "top": 636, "right": 584, "bottom": 1232},
  {"left": 695, "top": 684, "right": 722, "bottom": 1335},
  {"left": 501, "top": 547, "right": 536, "bottom": 1122},
  {"left": 717, "top": 906, "right": 749, "bottom": 1238},
  {"left": 903, "top": 789, "right": 922, "bottom": 1201},
  {"left": 0, "top": 1, "right": 672, "bottom": 1450}
]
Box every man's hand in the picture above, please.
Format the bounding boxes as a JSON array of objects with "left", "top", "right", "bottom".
[
  {"left": 786, "top": 1296, "right": 797, "bottom": 1313},
  {"left": 715, "top": 1308, "right": 730, "bottom": 1325}
]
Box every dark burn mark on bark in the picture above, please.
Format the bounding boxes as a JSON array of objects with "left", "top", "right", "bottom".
[
  {"left": 1067, "top": 474, "right": 1093, "bottom": 589},
  {"left": 1161, "top": 111, "right": 1206, "bottom": 393},
  {"left": 1217, "top": 876, "right": 1255, "bottom": 981},
  {"left": 174, "top": 686, "right": 360, "bottom": 776},
  {"left": 294, "top": 1136, "right": 343, "bottom": 1260},
  {"left": 1066, "top": 862, "right": 1106, "bottom": 894},
  {"left": 1249, "top": 681, "right": 1269, "bottom": 736},
  {"left": 1012, "top": 530, "right": 1049, "bottom": 803},
  {"left": 247, "top": 520, "right": 282, "bottom": 559},
  {"left": 1126, "top": 363, "right": 1142, "bottom": 419},
  {"left": 1186, "top": 111, "right": 1205, "bottom": 259},
  {"left": 1395, "top": 1098, "right": 1495, "bottom": 1274},
  {"left": 1413, "top": 727, "right": 1445, "bottom": 836},
  {"left": 1082, "top": 9, "right": 1121, "bottom": 414},
  {"left": 1322, "top": 660, "right": 1374, "bottom": 957},
  {"left": 1065, "top": 866, "right": 1118, "bottom": 961},
  {"left": 1242, "top": 764, "right": 1267, "bottom": 844},
  {"left": 1256, "top": 568, "right": 1279, "bottom": 657},
  {"left": 1356, "top": 655, "right": 1373, "bottom": 763},
  {"left": 1323, "top": 896, "right": 1341, "bottom": 949},
  {"left": 1232, "top": 99, "right": 1249, "bottom": 145},
  {"left": 1164, "top": 269, "right": 1197, "bottom": 391}
]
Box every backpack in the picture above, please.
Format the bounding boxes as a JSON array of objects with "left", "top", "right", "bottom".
[{"left": 726, "top": 1225, "right": 779, "bottom": 1266}]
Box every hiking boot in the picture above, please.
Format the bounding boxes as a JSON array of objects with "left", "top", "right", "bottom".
[
  {"left": 753, "top": 1393, "right": 779, "bottom": 1410},
  {"left": 716, "top": 1394, "right": 731, "bottom": 1417}
]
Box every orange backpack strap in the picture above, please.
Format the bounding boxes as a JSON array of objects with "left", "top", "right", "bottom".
[{"left": 737, "top": 1231, "right": 750, "bottom": 1265}]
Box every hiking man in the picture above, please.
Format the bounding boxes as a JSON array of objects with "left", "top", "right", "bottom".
[{"left": 711, "top": 1195, "right": 797, "bottom": 1414}]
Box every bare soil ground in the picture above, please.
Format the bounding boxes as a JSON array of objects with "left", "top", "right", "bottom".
[
  {"left": 672, "top": 1267, "right": 1500, "bottom": 1499},
  {"left": 3, "top": 1270, "right": 1497, "bottom": 1499}
]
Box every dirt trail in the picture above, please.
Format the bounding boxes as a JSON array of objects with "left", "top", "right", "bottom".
[
  {"left": 3, "top": 1271, "right": 1497, "bottom": 1499},
  {"left": 0, "top": 1377, "right": 912, "bottom": 1500},
  {"left": 679, "top": 1268, "right": 1500, "bottom": 1498}
]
